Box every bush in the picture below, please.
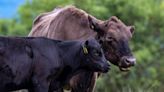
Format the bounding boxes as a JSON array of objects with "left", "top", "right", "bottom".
[{"left": 0, "top": 0, "right": 163, "bottom": 91}]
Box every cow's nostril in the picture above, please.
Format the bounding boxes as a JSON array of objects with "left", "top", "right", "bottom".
[{"left": 125, "top": 58, "right": 136, "bottom": 66}]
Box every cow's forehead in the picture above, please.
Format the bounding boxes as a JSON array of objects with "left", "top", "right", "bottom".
[
  {"left": 105, "top": 21, "right": 132, "bottom": 40},
  {"left": 88, "top": 40, "right": 101, "bottom": 48},
  {"left": 104, "top": 16, "right": 132, "bottom": 37}
]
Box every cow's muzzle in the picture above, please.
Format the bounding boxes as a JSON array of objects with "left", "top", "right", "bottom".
[
  {"left": 119, "top": 56, "right": 136, "bottom": 71},
  {"left": 101, "top": 62, "right": 110, "bottom": 73}
]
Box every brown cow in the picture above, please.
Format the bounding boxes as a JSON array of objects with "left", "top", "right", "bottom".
[{"left": 29, "top": 6, "right": 136, "bottom": 92}]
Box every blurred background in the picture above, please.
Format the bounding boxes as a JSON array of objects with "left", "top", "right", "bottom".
[{"left": 0, "top": 0, "right": 164, "bottom": 92}]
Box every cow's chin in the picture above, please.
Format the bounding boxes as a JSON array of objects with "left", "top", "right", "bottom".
[
  {"left": 105, "top": 54, "right": 132, "bottom": 71},
  {"left": 119, "top": 67, "right": 131, "bottom": 71},
  {"left": 109, "top": 59, "right": 132, "bottom": 71},
  {"left": 118, "top": 62, "right": 132, "bottom": 72}
]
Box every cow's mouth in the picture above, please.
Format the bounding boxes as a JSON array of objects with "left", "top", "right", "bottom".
[
  {"left": 118, "top": 56, "right": 136, "bottom": 71},
  {"left": 105, "top": 52, "right": 136, "bottom": 71},
  {"left": 119, "top": 67, "right": 130, "bottom": 71},
  {"left": 118, "top": 61, "right": 132, "bottom": 71}
]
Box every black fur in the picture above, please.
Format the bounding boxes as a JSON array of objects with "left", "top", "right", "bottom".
[{"left": 0, "top": 37, "right": 110, "bottom": 92}]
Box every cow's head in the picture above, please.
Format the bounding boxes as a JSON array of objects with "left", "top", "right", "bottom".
[
  {"left": 81, "top": 38, "right": 110, "bottom": 73},
  {"left": 88, "top": 16, "right": 136, "bottom": 71}
]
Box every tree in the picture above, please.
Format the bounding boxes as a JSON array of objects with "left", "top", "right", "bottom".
[{"left": 0, "top": 0, "right": 163, "bottom": 91}]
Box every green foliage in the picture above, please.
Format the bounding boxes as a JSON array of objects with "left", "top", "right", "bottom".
[
  {"left": 0, "top": 0, "right": 164, "bottom": 92},
  {"left": 0, "top": 19, "right": 27, "bottom": 36}
]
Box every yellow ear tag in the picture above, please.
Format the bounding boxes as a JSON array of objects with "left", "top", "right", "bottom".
[{"left": 83, "top": 46, "right": 88, "bottom": 54}]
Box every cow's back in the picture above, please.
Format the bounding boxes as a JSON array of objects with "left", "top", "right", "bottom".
[
  {"left": 29, "top": 6, "right": 97, "bottom": 41},
  {"left": 0, "top": 37, "right": 34, "bottom": 91},
  {"left": 27, "top": 37, "right": 62, "bottom": 70}
]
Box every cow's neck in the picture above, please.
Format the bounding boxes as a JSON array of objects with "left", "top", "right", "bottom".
[
  {"left": 57, "top": 43, "right": 85, "bottom": 84},
  {"left": 58, "top": 41, "right": 82, "bottom": 69}
]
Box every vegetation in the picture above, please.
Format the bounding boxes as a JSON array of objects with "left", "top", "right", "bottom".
[{"left": 0, "top": 0, "right": 163, "bottom": 92}]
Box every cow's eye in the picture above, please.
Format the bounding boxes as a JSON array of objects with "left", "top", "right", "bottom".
[
  {"left": 106, "top": 37, "right": 116, "bottom": 44},
  {"left": 93, "top": 50, "right": 101, "bottom": 57},
  {"left": 94, "top": 52, "right": 100, "bottom": 56},
  {"left": 107, "top": 37, "right": 114, "bottom": 42}
]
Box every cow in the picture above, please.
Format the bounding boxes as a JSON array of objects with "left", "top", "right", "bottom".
[
  {"left": 0, "top": 37, "right": 110, "bottom": 92},
  {"left": 29, "top": 6, "right": 136, "bottom": 92}
]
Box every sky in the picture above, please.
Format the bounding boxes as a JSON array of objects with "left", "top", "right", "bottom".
[{"left": 0, "top": 0, "right": 25, "bottom": 18}]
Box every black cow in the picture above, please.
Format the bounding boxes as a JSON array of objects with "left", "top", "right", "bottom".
[{"left": 0, "top": 37, "right": 110, "bottom": 92}]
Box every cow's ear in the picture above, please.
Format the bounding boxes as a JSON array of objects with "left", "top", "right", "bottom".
[
  {"left": 85, "top": 40, "right": 89, "bottom": 46},
  {"left": 129, "top": 26, "right": 135, "bottom": 34},
  {"left": 25, "top": 45, "right": 33, "bottom": 58},
  {"left": 88, "top": 16, "right": 105, "bottom": 36},
  {"left": 88, "top": 16, "right": 98, "bottom": 31},
  {"left": 88, "top": 16, "right": 100, "bottom": 31},
  {"left": 109, "top": 16, "right": 118, "bottom": 23}
]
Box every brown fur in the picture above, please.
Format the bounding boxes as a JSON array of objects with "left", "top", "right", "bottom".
[
  {"left": 29, "top": 6, "right": 135, "bottom": 92},
  {"left": 29, "top": 6, "right": 101, "bottom": 40}
]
